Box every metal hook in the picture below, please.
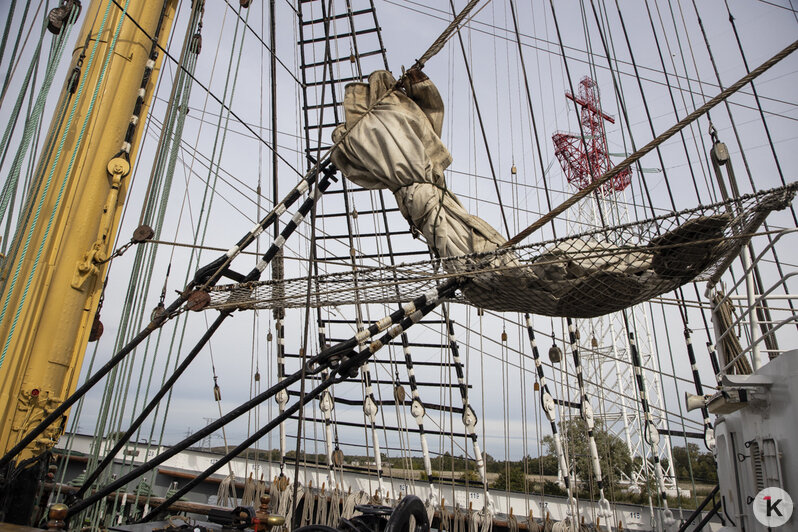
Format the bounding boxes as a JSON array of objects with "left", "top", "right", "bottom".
[
  {"left": 708, "top": 122, "right": 719, "bottom": 143},
  {"left": 737, "top": 452, "right": 749, "bottom": 462}
]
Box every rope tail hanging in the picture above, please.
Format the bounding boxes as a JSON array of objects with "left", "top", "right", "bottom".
[
  {"left": 523, "top": 315, "right": 577, "bottom": 523},
  {"left": 624, "top": 316, "right": 675, "bottom": 528},
  {"left": 442, "top": 305, "right": 492, "bottom": 509},
  {"left": 565, "top": 318, "right": 612, "bottom": 530},
  {"left": 505, "top": 37, "right": 798, "bottom": 247}
]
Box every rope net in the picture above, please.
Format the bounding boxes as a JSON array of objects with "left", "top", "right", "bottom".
[{"left": 207, "top": 184, "right": 795, "bottom": 318}]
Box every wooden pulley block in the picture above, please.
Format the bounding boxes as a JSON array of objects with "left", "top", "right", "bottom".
[
  {"left": 187, "top": 289, "right": 211, "bottom": 311},
  {"left": 394, "top": 384, "right": 406, "bottom": 403},
  {"left": 47, "top": 1, "right": 81, "bottom": 35},
  {"left": 89, "top": 314, "right": 104, "bottom": 342},
  {"left": 331, "top": 447, "right": 344, "bottom": 467},
  {"left": 548, "top": 344, "right": 562, "bottom": 364},
  {"left": 132, "top": 224, "right": 155, "bottom": 243}
]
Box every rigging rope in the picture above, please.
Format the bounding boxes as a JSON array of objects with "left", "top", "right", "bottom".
[
  {"left": 0, "top": 0, "right": 39, "bottom": 106},
  {"left": 75, "top": 2, "right": 200, "bottom": 513},
  {"left": 442, "top": 305, "right": 490, "bottom": 505},
  {"left": 0, "top": 1, "right": 93, "bottom": 370},
  {"left": 504, "top": 36, "right": 798, "bottom": 247},
  {"left": 523, "top": 315, "right": 576, "bottom": 523},
  {"left": 565, "top": 317, "right": 611, "bottom": 525},
  {"left": 414, "top": 0, "right": 484, "bottom": 70},
  {"left": 448, "top": 0, "right": 510, "bottom": 238},
  {"left": 131, "top": 288, "right": 456, "bottom": 522},
  {"left": 0, "top": 24, "right": 53, "bottom": 254}
]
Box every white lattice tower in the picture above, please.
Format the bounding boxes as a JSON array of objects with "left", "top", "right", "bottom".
[
  {"left": 553, "top": 75, "right": 677, "bottom": 496},
  {"left": 564, "top": 190, "right": 677, "bottom": 496}
]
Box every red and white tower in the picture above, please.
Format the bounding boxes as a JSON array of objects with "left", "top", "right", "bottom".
[
  {"left": 551, "top": 77, "right": 679, "bottom": 502},
  {"left": 552, "top": 76, "right": 631, "bottom": 194}
]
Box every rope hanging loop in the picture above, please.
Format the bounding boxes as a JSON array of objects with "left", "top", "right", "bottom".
[
  {"left": 580, "top": 400, "right": 595, "bottom": 430},
  {"left": 643, "top": 421, "right": 660, "bottom": 446},
  {"left": 275, "top": 389, "right": 288, "bottom": 408},
  {"left": 363, "top": 395, "right": 378, "bottom": 421},
  {"left": 319, "top": 391, "right": 333, "bottom": 413},
  {"left": 462, "top": 404, "right": 478, "bottom": 429},
  {"left": 410, "top": 398, "right": 425, "bottom": 423}
]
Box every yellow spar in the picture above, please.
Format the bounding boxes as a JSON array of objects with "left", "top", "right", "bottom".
[{"left": 0, "top": 0, "right": 178, "bottom": 462}]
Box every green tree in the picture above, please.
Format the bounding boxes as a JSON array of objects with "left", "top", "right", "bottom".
[
  {"left": 672, "top": 444, "right": 717, "bottom": 484},
  {"left": 460, "top": 469, "right": 481, "bottom": 483},
  {"left": 492, "top": 464, "right": 526, "bottom": 492},
  {"left": 542, "top": 418, "right": 632, "bottom": 495},
  {"left": 527, "top": 454, "right": 558, "bottom": 476},
  {"left": 484, "top": 452, "right": 502, "bottom": 473}
]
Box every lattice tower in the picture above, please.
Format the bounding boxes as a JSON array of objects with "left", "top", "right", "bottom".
[{"left": 553, "top": 77, "right": 677, "bottom": 496}]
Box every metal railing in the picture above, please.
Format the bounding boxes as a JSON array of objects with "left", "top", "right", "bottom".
[{"left": 707, "top": 228, "right": 798, "bottom": 376}]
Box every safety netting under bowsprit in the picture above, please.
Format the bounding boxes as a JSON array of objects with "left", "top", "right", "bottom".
[{"left": 207, "top": 184, "right": 795, "bottom": 318}]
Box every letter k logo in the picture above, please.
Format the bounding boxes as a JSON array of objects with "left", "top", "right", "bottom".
[
  {"left": 766, "top": 496, "right": 784, "bottom": 517},
  {"left": 755, "top": 488, "right": 793, "bottom": 527}
]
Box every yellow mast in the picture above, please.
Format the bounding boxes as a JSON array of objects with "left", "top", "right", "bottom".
[{"left": 0, "top": 0, "right": 178, "bottom": 461}]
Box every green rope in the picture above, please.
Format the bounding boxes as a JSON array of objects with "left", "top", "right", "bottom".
[
  {"left": 0, "top": 89, "right": 70, "bottom": 297},
  {"left": 96, "top": 45, "right": 203, "bottom": 527},
  {"left": 193, "top": 5, "right": 252, "bottom": 267},
  {"left": 95, "top": 19, "right": 260, "bottom": 494},
  {"left": 0, "top": 23, "right": 47, "bottom": 223},
  {"left": 0, "top": 0, "right": 33, "bottom": 104},
  {"left": 5, "top": 8, "right": 129, "bottom": 509},
  {"left": 78, "top": 7, "right": 205, "bottom": 521},
  {"left": 0, "top": 4, "right": 83, "bottom": 369},
  {"left": 120, "top": 10, "right": 255, "bottom": 513},
  {"left": 0, "top": 0, "right": 123, "bottom": 371},
  {"left": 0, "top": 0, "right": 18, "bottom": 68}
]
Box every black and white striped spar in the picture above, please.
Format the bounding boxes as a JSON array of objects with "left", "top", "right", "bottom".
[
  {"left": 0, "top": 163, "right": 336, "bottom": 470},
  {"left": 65, "top": 280, "right": 458, "bottom": 519}
]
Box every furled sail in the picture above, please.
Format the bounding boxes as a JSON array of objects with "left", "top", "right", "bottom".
[
  {"left": 332, "top": 70, "right": 507, "bottom": 261},
  {"left": 328, "top": 70, "right": 795, "bottom": 318}
]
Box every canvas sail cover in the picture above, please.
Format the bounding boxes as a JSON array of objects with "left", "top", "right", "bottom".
[
  {"left": 332, "top": 70, "right": 507, "bottom": 261},
  {"left": 329, "top": 70, "right": 795, "bottom": 318}
]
